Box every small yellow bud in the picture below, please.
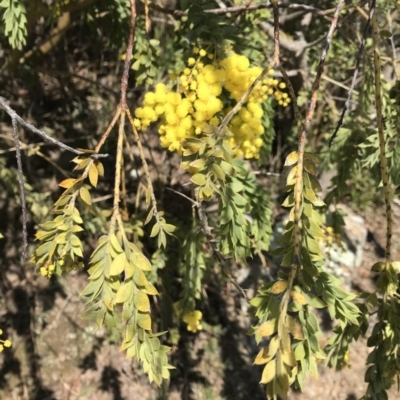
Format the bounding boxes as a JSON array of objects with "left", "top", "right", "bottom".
[
  {"left": 199, "top": 49, "right": 206, "bottom": 57},
  {"left": 3, "top": 340, "right": 11, "bottom": 348}
]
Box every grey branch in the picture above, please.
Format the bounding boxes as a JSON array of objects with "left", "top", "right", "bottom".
[{"left": 0, "top": 97, "right": 108, "bottom": 159}]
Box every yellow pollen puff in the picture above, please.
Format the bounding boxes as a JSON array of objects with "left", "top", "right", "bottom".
[
  {"left": 134, "top": 50, "right": 289, "bottom": 157},
  {"left": 144, "top": 92, "right": 156, "bottom": 105}
]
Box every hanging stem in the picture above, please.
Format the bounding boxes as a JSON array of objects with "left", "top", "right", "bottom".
[{"left": 371, "top": 9, "right": 392, "bottom": 265}]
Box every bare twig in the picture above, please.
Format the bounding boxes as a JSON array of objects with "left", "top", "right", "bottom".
[
  {"left": 11, "top": 116, "right": 28, "bottom": 262},
  {"left": 371, "top": 0, "right": 392, "bottom": 264},
  {"left": 0, "top": 97, "right": 108, "bottom": 159},
  {"left": 329, "top": 1, "right": 373, "bottom": 146},
  {"left": 195, "top": 190, "right": 248, "bottom": 300},
  {"left": 151, "top": 2, "right": 328, "bottom": 18},
  {"left": 110, "top": 0, "right": 137, "bottom": 234}
]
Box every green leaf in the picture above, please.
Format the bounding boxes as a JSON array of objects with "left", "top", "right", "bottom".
[
  {"left": 88, "top": 164, "right": 99, "bottom": 187},
  {"left": 150, "top": 223, "right": 160, "bottom": 238},
  {"left": 137, "top": 312, "right": 152, "bottom": 330},
  {"left": 257, "top": 319, "right": 277, "bottom": 337},
  {"left": 284, "top": 151, "right": 298, "bottom": 166},
  {"left": 191, "top": 173, "right": 206, "bottom": 186},
  {"left": 110, "top": 233, "right": 123, "bottom": 253},
  {"left": 115, "top": 281, "right": 133, "bottom": 303},
  {"left": 135, "top": 292, "right": 150, "bottom": 312},
  {"left": 110, "top": 252, "right": 126, "bottom": 276},
  {"left": 294, "top": 343, "right": 306, "bottom": 361}
]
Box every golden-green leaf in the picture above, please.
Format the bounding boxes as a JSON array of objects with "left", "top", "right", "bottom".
[
  {"left": 134, "top": 268, "right": 148, "bottom": 287},
  {"left": 191, "top": 173, "right": 206, "bottom": 186},
  {"left": 143, "top": 281, "right": 159, "bottom": 296},
  {"left": 79, "top": 186, "right": 92, "bottom": 205},
  {"left": 304, "top": 152, "right": 320, "bottom": 165},
  {"left": 137, "top": 312, "right": 152, "bottom": 330},
  {"left": 286, "top": 166, "right": 297, "bottom": 186},
  {"left": 260, "top": 360, "right": 276, "bottom": 384},
  {"left": 59, "top": 178, "right": 76, "bottom": 189},
  {"left": 135, "top": 291, "right": 150, "bottom": 312},
  {"left": 189, "top": 158, "right": 206, "bottom": 169},
  {"left": 304, "top": 160, "right": 317, "bottom": 175},
  {"left": 290, "top": 291, "right": 307, "bottom": 305},
  {"left": 115, "top": 281, "right": 133, "bottom": 303},
  {"left": 281, "top": 348, "right": 296, "bottom": 367},
  {"left": 88, "top": 164, "right": 99, "bottom": 187},
  {"left": 96, "top": 161, "right": 105, "bottom": 176},
  {"left": 286, "top": 316, "right": 304, "bottom": 340},
  {"left": 110, "top": 252, "right": 126, "bottom": 276},
  {"left": 110, "top": 233, "right": 123, "bottom": 253},
  {"left": 74, "top": 158, "right": 91, "bottom": 170},
  {"left": 284, "top": 151, "right": 299, "bottom": 166},
  {"left": 257, "top": 319, "right": 277, "bottom": 337},
  {"left": 254, "top": 347, "right": 270, "bottom": 365},
  {"left": 135, "top": 253, "right": 152, "bottom": 271},
  {"left": 271, "top": 280, "right": 288, "bottom": 295}
]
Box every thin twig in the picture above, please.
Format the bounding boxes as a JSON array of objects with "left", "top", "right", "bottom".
[
  {"left": 166, "top": 187, "right": 197, "bottom": 206},
  {"left": 151, "top": 2, "right": 330, "bottom": 18},
  {"left": 329, "top": 1, "right": 373, "bottom": 146},
  {"left": 109, "top": 0, "right": 137, "bottom": 233},
  {"left": 195, "top": 190, "right": 248, "bottom": 300},
  {"left": 371, "top": 0, "right": 392, "bottom": 264},
  {"left": 0, "top": 97, "right": 108, "bottom": 159},
  {"left": 126, "top": 109, "right": 162, "bottom": 225},
  {"left": 11, "top": 116, "right": 28, "bottom": 262}
]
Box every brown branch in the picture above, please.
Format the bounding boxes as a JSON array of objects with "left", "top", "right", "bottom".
[{"left": 109, "top": 0, "right": 137, "bottom": 232}]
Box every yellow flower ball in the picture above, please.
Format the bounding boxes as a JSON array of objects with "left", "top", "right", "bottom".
[{"left": 144, "top": 92, "right": 156, "bottom": 106}]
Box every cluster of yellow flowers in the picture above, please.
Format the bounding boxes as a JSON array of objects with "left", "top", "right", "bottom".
[
  {"left": 134, "top": 48, "right": 289, "bottom": 159},
  {"left": 40, "top": 261, "right": 84, "bottom": 278},
  {"left": 318, "top": 226, "right": 345, "bottom": 252},
  {"left": 0, "top": 329, "right": 11, "bottom": 352},
  {"left": 182, "top": 310, "right": 203, "bottom": 333}
]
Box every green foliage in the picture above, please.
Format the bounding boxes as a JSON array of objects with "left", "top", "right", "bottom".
[{"left": 0, "top": 0, "right": 27, "bottom": 50}]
